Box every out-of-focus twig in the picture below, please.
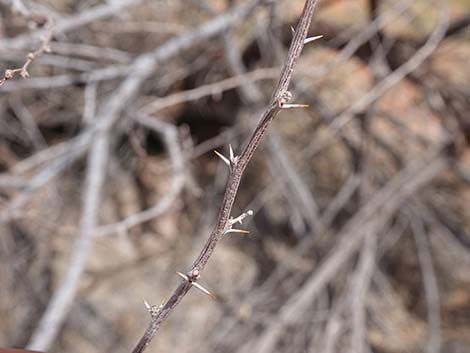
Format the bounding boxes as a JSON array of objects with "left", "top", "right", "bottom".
[
  {"left": 411, "top": 214, "right": 442, "bottom": 353},
  {"left": 0, "top": 29, "right": 52, "bottom": 87},
  {"left": 349, "top": 232, "right": 377, "bottom": 353},
  {"left": 0, "top": 0, "right": 144, "bottom": 49},
  {"left": 94, "top": 112, "right": 185, "bottom": 237},
  {"left": 142, "top": 68, "right": 278, "bottom": 114},
  {"left": 27, "top": 130, "right": 110, "bottom": 351}
]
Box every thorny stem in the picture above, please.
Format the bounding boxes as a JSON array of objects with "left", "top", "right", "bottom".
[{"left": 131, "top": 1, "right": 319, "bottom": 352}]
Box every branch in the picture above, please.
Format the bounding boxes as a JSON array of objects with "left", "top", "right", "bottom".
[
  {"left": 141, "top": 68, "right": 278, "bottom": 114},
  {"left": 349, "top": 233, "right": 377, "bottom": 353},
  {"left": 130, "top": 1, "right": 320, "bottom": 352},
  {"left": 0, "top": 28, "right": 52, "bottom": 87},
  {"left": 27, "top": 130, "right": 110, "bottom": 351},
  {"left": 411, "top": 215, "right": 441, "bottom": 353}
]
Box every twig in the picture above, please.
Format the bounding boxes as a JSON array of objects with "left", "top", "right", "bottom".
[
  {"left": 0, "top": 64, "right": 129, "bottom": 92},
  {"left": 82, "top": 82, "right": 98, "bottom": 126},
  {"left": 198, "top": 0, "right": 324, "bottom": 236},
  {"left": 142, "top": 68, "right": 278, "bottom": 114},
  {"left": 27, "top": 130, "right": 110, "bottom": 351},
  {"left": 8, "top": 1, "right": 263, "bottom": 349},
  {"left": 0, "top": 132, "right": 92, "bottom": 224},
  {"left": 0, "top": 29, "right": 52, "bottom": 87},
  {"left": 9, "top": 94, "right": 47, "bottom": 149},
  {"left": 321, "top": 295, "right": 348, "bottom": 353},
  {"left": 94, "top": 112, "right": 185, "bottom": 237},
  {"left": 130, "top": 1, "right": 320, "bottom": 352},
  {"left": 24, "top": 2, "right": 262, "bottom": 348},
  {"left": 321, "top": 174, "right": 361, "bottom": 227},
  {"left": 267, "top": 132, "right": 324, "bottom": 235},
  {"left": 349, "top": 233, "right": 377, "bottom": 353},
  {"left": 411, "top": 215, "right": 442, "bottom": 353},
  {"left": 0, "top": 0, "right": 144, "bottom": 49}
]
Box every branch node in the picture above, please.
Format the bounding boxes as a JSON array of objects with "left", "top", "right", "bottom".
[
  {"left": 4, "top": 70, "right": 13, "bottom": 80},
  {"left": 20, "top": 69, "right": 30, "bottom": 78},
  {"left": 176, "top": 271, "right": 216, "bottom": 300},
  {"left": 143, "top": 299, "right": 163, "bottom": 319},
  {"left": 215, "top": 145, "right": 239, "bottom": 168},
  {"left": 188, "top": 268, "right": 200, "bottom": 281},
  {"left": 278, "top": 90, "right": 292, "bottom": 107}
]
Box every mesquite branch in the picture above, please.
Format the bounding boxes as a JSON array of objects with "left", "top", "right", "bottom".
[{"left": 131, "top": 1, "right": 319, "bottom": 352}]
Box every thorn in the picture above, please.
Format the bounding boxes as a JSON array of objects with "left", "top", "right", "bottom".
[
  {"left": 176, "top": 271, "right": 216, "bottom": 300},
  {"left": 304, "top": 35, "right": 323, "bottom": 44},
  {"left": 143, "top": 298, "right": 151, "bottom": 310},
  {"left": 290, "top": 26, "right": 295, "bottom": 35},
  {"left": 281, "top": 103, "right": 309, "bottom": 109},
  {"left": 193, "top": 282, "right": 217, "bottom": 300},
  {"left": 214, "top": 150, "right": 230, "bottom": 166},
  {"left": 229, "top": 144, "right": 234, "bottom": 161},
  {"left": 143, "top": 298, "right": 163, "bottom": 318},
  {"left": 176, "top": 271, "right": 189, "bottom": 281},
  {"left": 225, "top": 229, "right": 250, "bottom": 235}
]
